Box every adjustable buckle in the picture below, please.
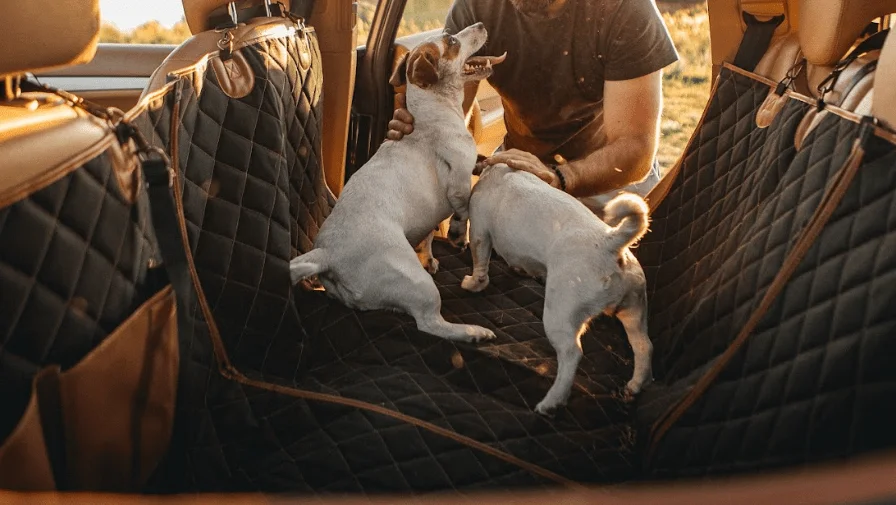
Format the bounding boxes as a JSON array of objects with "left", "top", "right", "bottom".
[{"left": 142, "top": 147, "right": 174, "bottom": 189}]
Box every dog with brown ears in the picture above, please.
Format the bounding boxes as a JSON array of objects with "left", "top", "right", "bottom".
[{"left": 290, "top": 23, "right": 506, "bottom": 343}]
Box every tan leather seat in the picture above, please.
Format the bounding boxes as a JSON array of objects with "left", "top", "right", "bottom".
[
  {"left": 787, "top": 0, "right": 896, "bottom": 147},
  {"left": 873, "top": 30, "right": 896, "bottom": 130},
  {"left": 799, "top": 0, "right": 896, "bottom": 105}
]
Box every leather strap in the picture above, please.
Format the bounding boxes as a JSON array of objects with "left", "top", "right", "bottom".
[
  {"left": 818, "top": 29, "right": 890, "bottom": 99},
  {"left": 837, "top": 59, "right": 879, "bottom": 106},
  {"left": 289, "top": 0, "right": 314, "bottom": 20},
  {"left": 733, "top": 12, "right": 786, "bottom": 72}
]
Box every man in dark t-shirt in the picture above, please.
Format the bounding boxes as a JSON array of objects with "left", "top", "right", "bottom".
[{"left": 388, "top": 0, "right": 679, "bottom": 208}]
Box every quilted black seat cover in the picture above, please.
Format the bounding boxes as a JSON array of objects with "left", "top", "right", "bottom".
[
  {"left": 635, "top": 66, "right": 896, "bottom": 477},
  {"left": 0, "top": 134, "right": 157, "bottom": 443},
  {"left": 135, "top": 26, "right": 638, "bottom": 493}
]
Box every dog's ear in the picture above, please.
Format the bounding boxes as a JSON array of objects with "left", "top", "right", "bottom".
[
  {"left": 389, "top": 52, "right": 408, "bottom": 88},
  {"left": 407, "top": 45, "right": 440, "bottom": 88}
]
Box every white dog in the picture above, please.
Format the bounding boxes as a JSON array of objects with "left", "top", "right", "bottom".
[
  {"left": 460, "top": 163, "right": 653, "bottom": 414},
  {"left": 290, "top": 23, "right": 506, "bottom": 343}
]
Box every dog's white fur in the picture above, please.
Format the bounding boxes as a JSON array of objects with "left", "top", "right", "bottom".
[
  {"left": 461, "top": 164, "right": 654, "bottom": 414},
  {"left": 290, "top": 24, "right": 503, "bottom": 343}
]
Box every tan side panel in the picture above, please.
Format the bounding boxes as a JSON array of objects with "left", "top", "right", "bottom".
[
  {"left": 874, "top": 33, "right": 896, "bottom": 129},
  {"left": 0, "top": 98, "right": 111, "bottom": 208},
  {"left": 312, "top": 0, "right": 357, "bottom": 196}
]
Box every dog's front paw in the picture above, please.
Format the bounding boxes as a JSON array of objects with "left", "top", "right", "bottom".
[
  {"left": 623, "top": 375, "right": 653, "bottom": 400},
  {"left": 461, "top": 274, "right": 489, "bottom": 292},
  {"left": 534, "top": 398, "right": 563, "bottom": 416},
  {"left": 465, "top": 325, "right": 496, "bottom": 343},
  {"left": 423, "top": 257, "right": 440, "bottom": 274}
]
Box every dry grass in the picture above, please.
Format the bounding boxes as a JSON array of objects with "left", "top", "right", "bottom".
[{"left": 657, "top": 2, "right": 712, "bottom": 172}]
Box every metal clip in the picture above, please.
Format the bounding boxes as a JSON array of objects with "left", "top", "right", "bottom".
[
  {"left": 227, "top": 2, "right": 238, "bottom": 25},
  {"left": 263, "top": 0, "right": 273, "bottom": 17}
]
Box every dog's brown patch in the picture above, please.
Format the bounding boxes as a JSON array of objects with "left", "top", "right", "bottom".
[
  {"left": 441, "top": 34, "right": 461, "bottom": 61},
  {"left": 407, "top": 42, "right": 440, "bottom": 88}
]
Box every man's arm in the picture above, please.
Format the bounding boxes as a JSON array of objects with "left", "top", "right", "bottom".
[
  {"left": 558, "top": 69, "right": 662, "bottom": 197},
  {"left": 485, "top": 70, "right": 662, "bottom": 196}
]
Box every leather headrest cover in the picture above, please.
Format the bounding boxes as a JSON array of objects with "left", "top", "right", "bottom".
[
  {"left": 183, "top": 0, "right": 291, "bottom": 34},
  {"left": 799, "top": 0, "right": 896, "bottom": 66},
  {"left": 0, "top": 0, "right": 100, "bottom": 78},
  {"left": 873, "top": 32, "right": 896, "bottom": 129}
]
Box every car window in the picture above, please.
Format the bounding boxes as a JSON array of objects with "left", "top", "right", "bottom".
[
  {"left": 98, "top": 0, "right": 189, "bottom": 44},
  {"left": 357, "top": 0, "right": 451, "bottom": 45}
]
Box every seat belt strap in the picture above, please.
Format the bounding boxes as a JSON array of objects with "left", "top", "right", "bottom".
[{"left": 732, "top": 12, "right": 786, "bottom": 72}]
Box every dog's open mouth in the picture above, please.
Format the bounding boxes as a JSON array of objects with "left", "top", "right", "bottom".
[{"left": 462, "top": 52, "right": 507, "bottom": 78}]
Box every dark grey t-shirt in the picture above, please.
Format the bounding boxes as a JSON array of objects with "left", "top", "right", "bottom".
[{"left": 445, "top": 0, "right": 679, "bottom": 162}]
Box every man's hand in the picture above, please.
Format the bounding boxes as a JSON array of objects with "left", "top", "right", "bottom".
[
  {"left": 386, "top": 92, "right": 415, "bottom": 141},
  {"left": 485, "top": 149, "right": 562, "bottom": 189}
]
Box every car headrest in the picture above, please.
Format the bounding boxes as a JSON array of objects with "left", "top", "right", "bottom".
[
  {"left": 873, "top": 30, "right": 896, "bottom": 129},
  {"left": 183, "top": 0, "right": 292, "bottom": 34},
  {"left": 799, "top": 0, "right": 896, "bottom": 66},
  {"left": 0, "top": 0, "right": 100, "bottom": 79}
]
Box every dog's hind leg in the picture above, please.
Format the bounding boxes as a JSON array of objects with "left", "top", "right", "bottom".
[
  {"left": 383, "top": 251, "right": 495, "bottom": 343},
  {"left": 461, "top": 221, "right": 491, "bottom": 292},
  {"left": 535, "top": 278, "right": 591, "bottom": 414},
  {"left": 616, "top": 291, "right": 653, "bottom": 397},
  {"left": 414, "top": 231, "right": 439, "bottom": 274}
]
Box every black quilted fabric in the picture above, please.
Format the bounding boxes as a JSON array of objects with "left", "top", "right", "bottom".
[
  {"left": 152, "top": 240, "right": 636, "bottom": 493},
  {"left": 637, "top": 69, "right": 812, "bottom": 382},
  {"left": 136, "top": 27, "right": 638, "bottom": 493},
  {"left": 0, "top": 139, "right": 157, "bottom": 443},
  {"left": 135, "top": 27, "right": 332, "bottom": 377},
  {"left": 637, "top": 66, "right": 896, "bottom": 477}
]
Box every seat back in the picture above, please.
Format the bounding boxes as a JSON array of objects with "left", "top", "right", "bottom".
[
  {"left": 125, "top": 2, "right": 333, "bottom": 486},
  {"left": 0, "top": 0, "right": 178, "bottom": 492}
]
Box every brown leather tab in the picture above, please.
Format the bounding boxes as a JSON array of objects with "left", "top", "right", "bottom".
[
  {"left": 58, "top": 286, "right": 179, "bottom": 491},
  {"left": 756, "top": 89, "right": 788, "bottom": 128},
  {"left": 211, "top": 51, "right": 255, "bottom": 99},
  {"left": 0, "top": 374, "right": 58, "bottom": 491}
]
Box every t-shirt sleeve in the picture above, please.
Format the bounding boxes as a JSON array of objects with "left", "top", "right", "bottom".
[
  {"left": 602, "top": 0, "right": 680, "bottom": 81},
  {"left": 444, "top": 0, "right": 475, "bottom": 35}
]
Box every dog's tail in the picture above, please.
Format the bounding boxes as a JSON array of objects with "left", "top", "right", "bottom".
[
  {"left": 290, "top": 248, "right": 329, "bottom": 284},
  {"left": 603, "top": 193, "right": 649, "bottom": 251}
]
